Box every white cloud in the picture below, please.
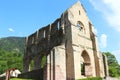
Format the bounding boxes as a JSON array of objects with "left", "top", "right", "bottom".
[
  {"left": 8, "top": 28, "right": 14, "bottom": 32},
  {"left": 112, "top": 49, "right": 120, "bottom": 64},
  {"left": 89, "top": 0, "right": 120, "bottom": 32},
  {"left": 100, "top": 34, "right": 107, "bottom": 48}
]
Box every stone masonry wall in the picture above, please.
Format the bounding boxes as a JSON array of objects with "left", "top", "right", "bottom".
[
  {"left": 23, "top": 1, "right": 109, "bottom": 80},
  {"left": 24, "top": 18, "right": 64, "bottom": 73}
]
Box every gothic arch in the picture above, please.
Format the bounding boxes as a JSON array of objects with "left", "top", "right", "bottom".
[
  {"left": 81, "top": 50, "right": 92, "bottom": 77},
  {"left": 77, "top": 21, "right": 85, "bottom": 33},
  {"left": 81, "top": 50, "right": 90, "bottom": 64}
]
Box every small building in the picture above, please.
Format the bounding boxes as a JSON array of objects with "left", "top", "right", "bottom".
[
  {"left": 22, "top": 1, "right": 109, "bottom": 80},
  {"left": 0, "top": 68, "right": 21, "bottom": 80}
]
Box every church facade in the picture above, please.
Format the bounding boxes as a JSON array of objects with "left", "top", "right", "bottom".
[{"left": 23, "top": 1, "right": 109, "bottom": 80}]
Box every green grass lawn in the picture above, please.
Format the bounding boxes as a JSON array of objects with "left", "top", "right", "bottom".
[{"left": 10, "top": 78, "right": 32, "bottom": 80}]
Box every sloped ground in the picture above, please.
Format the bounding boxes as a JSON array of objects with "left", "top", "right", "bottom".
[{"left": 105, "top": 77, "right": 120, "bottom": 80}]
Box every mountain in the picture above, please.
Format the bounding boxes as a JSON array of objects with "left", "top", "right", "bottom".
[
  {"left": 0, "top": 37, "right": 26, "bottom": 73},
  {"left": 0, "top": 37, "right": 26, "bottom": 54}
]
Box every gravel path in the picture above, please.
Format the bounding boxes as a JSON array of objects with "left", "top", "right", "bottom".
[{"left": 104, "top": 77, "right": 120, "bottom": 80}]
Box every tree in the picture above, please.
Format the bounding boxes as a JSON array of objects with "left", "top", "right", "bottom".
[
  {"left": 0, "top": 50, "right": 23, "bottom": 74},
  {"left": 103, "top": 52, "right": 120, "bottom": 77}
]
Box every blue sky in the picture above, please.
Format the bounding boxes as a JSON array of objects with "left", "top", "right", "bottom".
[{"left": 0, "top": 0, "right": 120, "bottom": 64}]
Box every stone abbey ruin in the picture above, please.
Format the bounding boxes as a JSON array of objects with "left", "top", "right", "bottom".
[{"left": 21, "top": 1, "right": 109, "bottom": 80}]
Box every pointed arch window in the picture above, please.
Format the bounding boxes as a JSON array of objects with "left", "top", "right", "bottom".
[{"left": 77, "top": 21, "right": 85, "bottom": 33}]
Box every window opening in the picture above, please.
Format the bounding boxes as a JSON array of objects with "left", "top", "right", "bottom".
[
  {"left": 32, "top": 37, "right": 34, "bottom": 44},
  {"left": 43, "top": 30, "right": 46, "bottom": 38},
  {"left": 79, "top": 10, "right": 81, "bottom": 15},
  {"left": 57, "top": 21, "right": 60, "bottom": 29},
  {"left": 77, "top": 21, "right": 84, "bottom": 32},
  {"left": 30, "top": 60, "right": 34, "bottom": 71}
]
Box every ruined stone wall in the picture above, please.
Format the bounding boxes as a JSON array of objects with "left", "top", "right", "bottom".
[
  {"left": 23, "top": 1, "right": 109, "bottom": 80},
  {"left": 66, "top": 1, "right": 109, "bottom": 79},
  {"left": 24, "top": 18, "right": 64, "bottom": 73},
  {"left": 66, "top": 2, "right": 96, "bottom": 79},
  {"left": 45, "top": 11, "right": 75, "bottom": 80}
]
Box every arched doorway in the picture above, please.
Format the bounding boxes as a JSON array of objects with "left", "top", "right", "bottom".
[{"left": 81, "top": 50, "right": 92, "bottom": 77}]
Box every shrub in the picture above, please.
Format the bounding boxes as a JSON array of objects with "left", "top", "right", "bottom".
[{"left": 78, "top": 77, "right": 102, "bottom": 80}]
